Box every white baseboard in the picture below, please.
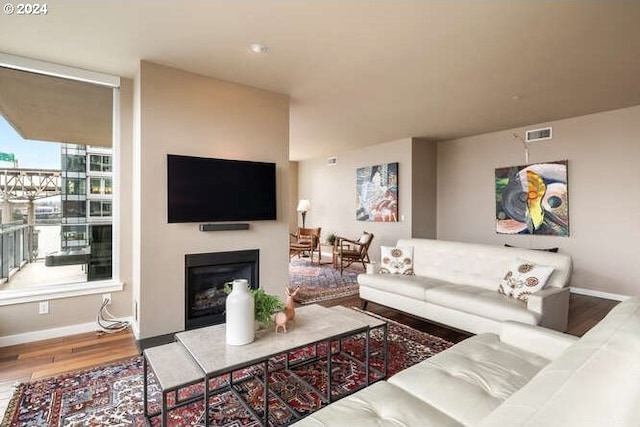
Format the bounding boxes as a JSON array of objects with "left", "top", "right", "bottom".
[
  {"left": 0, "top": 316, "right": 135, "bottom": 348},
  {"left": 570, "top": 287, "right": 630, "bottom": 301}
]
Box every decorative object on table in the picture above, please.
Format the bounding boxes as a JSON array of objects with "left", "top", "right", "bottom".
[
  {"left": 274, "top": 286, "right": 301, "bottom": 333},
  {"left": 366, "top": 262, "right": 377, "bottom": 274},
  {"left": 495, "top": 160, "right": 569, "bottom": 236},
  {"left": 333, "top": 231, "right": 374, "bottom": 275},
  {"left": 224, "top": 282, "right": 284, "bottom": 328},
  {"left": 379, "top": 246, "right": 414, "bottom": 275},
  {"left": 2, "top": 312, "right": 455, "bottom": 426},
  {"left": 252, "top": 287, "right": 285, "bottom": 327},
  {"left": 296, "top": 199, "right": 311, "bottom": 228},
  {"left": 356, "top": 162, "right": 398, "bottom": 222},
  {"left": 225, "top": 279, "right": 255, "bottom": 345},
  {"left": 326, "top": 232, "right": 337, "bottom": 245}
]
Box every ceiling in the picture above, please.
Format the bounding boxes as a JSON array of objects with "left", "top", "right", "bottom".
[{"left": 1, "top": 1, "right": 640, "bottom": 160}]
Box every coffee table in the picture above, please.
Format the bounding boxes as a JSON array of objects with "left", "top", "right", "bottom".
[{"left": 173, "top": 304, "right": 386, "bottom": 426}]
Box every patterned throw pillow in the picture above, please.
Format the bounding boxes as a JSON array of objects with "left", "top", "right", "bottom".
[
  {"left": 379, "top": 246, "right": 414, "bottom": 275},
  {"left": 498, "top": 259, "right": 554, "bottom": 301}
]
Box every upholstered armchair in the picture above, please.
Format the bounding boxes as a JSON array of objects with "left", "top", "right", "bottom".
[
  {"left": 333, "top": 231, "right": 374, "bottom": 274},
  {"left": 289, "top": 227, "right": 322, "bottom": 263}
]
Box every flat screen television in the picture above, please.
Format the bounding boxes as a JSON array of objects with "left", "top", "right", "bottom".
[{"left": 167, "top": 154, "right": 277, "bottom": 223}]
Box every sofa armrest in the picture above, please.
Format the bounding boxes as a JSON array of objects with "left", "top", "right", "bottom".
[
  {"left": 500, "top": 320, "right": 578, "bottom": 361},
  {"left": 526, "top": 286, "right": 570, "bottom": 332}
]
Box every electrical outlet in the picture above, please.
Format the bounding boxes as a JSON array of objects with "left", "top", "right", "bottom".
[
  {"left": 39, "top": 301, "right": 49, "bottom": 315},
  {"left": 102, "top": 293, "right": 112, "bottom": 306}
]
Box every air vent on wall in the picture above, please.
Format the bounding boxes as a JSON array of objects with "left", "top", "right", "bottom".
[
  {"left": 327, "top": 156, "right": 337, "bottom": 166},
  {"left": 525, "top": 126, "right": 552, "bottom": 143}
]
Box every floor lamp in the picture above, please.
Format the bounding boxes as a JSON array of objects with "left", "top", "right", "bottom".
[{"left": 297, "top": 199, "right": 311, "bottom": 228}]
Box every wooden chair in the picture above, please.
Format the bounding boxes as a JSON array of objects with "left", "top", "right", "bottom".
[
  {"left": 333, "top": 231, "right": 374, "bottom": 274},
  {"left": 289, "top": 227, "right": 322, "bottom": 263}
]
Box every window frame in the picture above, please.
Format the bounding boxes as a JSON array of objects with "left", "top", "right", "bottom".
[{"left": 0, "top": 53, "right": 123, "bottom": 306}]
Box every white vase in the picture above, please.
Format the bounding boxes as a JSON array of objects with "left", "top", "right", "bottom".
[{"left": 225, "top": 279, "right": 255, "bottom": 346}]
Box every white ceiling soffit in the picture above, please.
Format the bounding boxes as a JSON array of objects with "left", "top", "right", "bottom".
[{"left": 0, "top": 67, "right": 113, "bottom": 147}]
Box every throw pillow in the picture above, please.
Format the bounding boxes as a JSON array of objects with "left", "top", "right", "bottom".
[
  {"left": 379, "top": 246, "right": 414, "bottom": 275},
  {"left": 498, "top": 259, "right": 554, "bottom": 301}
]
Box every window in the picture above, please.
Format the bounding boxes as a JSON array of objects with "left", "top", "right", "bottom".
[
  {"left": 62, "top": 154, "right": 86, "bottom": 172},
  {"left": 89, "top": 200, "right": 112, "bottom": 218},
  {"left": 64, "top": 178, "right": 86, "bottom": 196},
  {"left": 89, "top": 177, "right": 112, "bottom": 195},
  {"left": 62, "top": 200, "right": 86, "bottom": 218},
  {"left": 0, "top": 54, "right": 121, "bottom": 305},
  {"left": 62, "top": 225, "right": 87, "bottom": 246},
  {"left": 89, "top": 154, "right": 112, "bottom": 172}
]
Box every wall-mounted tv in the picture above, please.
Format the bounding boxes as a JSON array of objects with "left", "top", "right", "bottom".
[{"left": 167, "top": 154, "right": 277, "bottom": 223}]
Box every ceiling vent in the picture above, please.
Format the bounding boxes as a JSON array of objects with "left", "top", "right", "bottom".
[
  {"left": 525, "top": 126, "right": 552, "bottom": 143},
  {"left": 327, "top": 156, "right": 337, "bottom": 166}
]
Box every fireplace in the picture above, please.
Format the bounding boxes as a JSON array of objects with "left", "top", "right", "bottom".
[{"left": 185, "top": 249, "right": 259, "bottom": 330}]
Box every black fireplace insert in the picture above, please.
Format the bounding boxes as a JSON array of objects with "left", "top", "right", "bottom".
[{"left": 184, "top": 249, "right": 259, "bottom": 330}]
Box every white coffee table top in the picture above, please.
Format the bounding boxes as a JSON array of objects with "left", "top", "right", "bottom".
[{"left": 175, "top": 304, "right": 369, "bottom": 375}]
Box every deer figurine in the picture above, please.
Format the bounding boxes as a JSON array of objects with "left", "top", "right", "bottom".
[{"left": 274, "top": 286, "right": 300, "bottom": 333}]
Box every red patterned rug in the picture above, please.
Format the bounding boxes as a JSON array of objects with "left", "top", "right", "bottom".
[
  {"left": 289, "top": 258, "right": 365, "bottom": 304},
  {"left": 2, "top": 310, "right": 454, "bottom": 427}
]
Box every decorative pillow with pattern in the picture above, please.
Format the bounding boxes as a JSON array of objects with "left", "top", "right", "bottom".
[
  {"left": 498, "top": 259, "right": 554, "bottom": 301},
  {"left": 379, "top": 246, "right": 414, "bottom": 275}
]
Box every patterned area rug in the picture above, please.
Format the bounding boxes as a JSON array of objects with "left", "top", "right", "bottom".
[
  {"left": 2, "top": 310, "right": 454, "bottom": 427},
  {"left": 289, "top": 257, "right": 365, "bottom": 304}
]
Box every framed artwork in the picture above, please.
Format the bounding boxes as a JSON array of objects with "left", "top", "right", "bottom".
[
  {"left": 495, "top": 160, "right": 569, "bottom": 236},
  {"left": 356, "top": 162, "right": 398, "bottom": 222}
]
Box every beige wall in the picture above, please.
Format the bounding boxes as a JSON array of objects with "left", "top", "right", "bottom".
[
  {"left": 0, "top": 79, "right": 135, "bottom": 337},
  {"left": 134, "top": 62, "right": 290, "bottom": 339},
  {"left": 297, "top": 138, "right": 413, "bottom": 262},
  {"left": 437, "top": 105, "right": 640, "bottom": 297},
  {"left": 289, "top": 161, "right": 299, "bottom": 233},
  {"left": 411, "top": 138, "right": 437, "bottom": 238}
]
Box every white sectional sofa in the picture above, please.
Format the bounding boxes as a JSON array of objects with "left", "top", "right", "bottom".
[
  {"left": 359, "top": 238, "right": 573, "bottom": 334},
  {"left": 294, "top": 296, "right": 639, "bottom": 427}
]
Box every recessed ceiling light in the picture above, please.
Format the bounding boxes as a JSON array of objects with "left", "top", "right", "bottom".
[
  {"left": 511, "top": 94, "right": 522, "bottom": 101},
  {"left": 249, "top": 43, "right": 268, "bottom": 54}
]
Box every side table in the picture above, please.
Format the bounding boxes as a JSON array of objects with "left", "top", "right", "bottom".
[{"left": 319, "top": 243, "right": 336, "bottom": 265}]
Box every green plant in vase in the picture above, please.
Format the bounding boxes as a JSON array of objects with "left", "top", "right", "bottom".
[
  {"left": 224, "top": 283, "right": 284, "bottom": 326},
  {"left": 326, "top": 233, "right": 337, "bottom": 245}
]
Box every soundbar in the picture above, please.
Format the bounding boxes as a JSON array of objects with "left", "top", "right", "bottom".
[{"left": 199, "top": 223, "right": 250, "bottom": 232}]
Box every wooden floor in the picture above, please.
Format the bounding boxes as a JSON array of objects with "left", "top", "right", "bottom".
[{"left": 0, "top": 293, "right": 619, "bottom": 419}]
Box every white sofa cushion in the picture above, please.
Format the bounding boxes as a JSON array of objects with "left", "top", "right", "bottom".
[
  {"left": 425, "top": 284, "right": 540, "bottom": 325},
  {"left": 293, "top": 380, "right": 461, "bottom": 427},
  {"left": 480, "top": 297, "right": 640, "bottom": 427},
  {"left": 396, "top": 238, "right": 571, "bottom": 291},
  {"left": 358, "top": 273, "right": 449, "bottom": 300},
  {"left": 389, "top": 333, "right": 550, "bottom": 426}
]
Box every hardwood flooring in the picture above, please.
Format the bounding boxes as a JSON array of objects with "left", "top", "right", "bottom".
[
  {"left": 0, "top": 329, "right": 139, "bottom": 419},
  {"left": 0, "top": 293, "right": 619, "bottom": 420}
]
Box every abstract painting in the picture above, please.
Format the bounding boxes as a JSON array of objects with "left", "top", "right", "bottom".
[
  {"left": 356, "top": 162, "right": 398, "bottom": 222},
  {"left": 495, "top": 160, "right": 569, "bottom": 236}
]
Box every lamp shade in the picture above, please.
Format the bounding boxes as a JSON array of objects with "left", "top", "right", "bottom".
[{"left": 296, "top": 199, "right": 311, "bottom": 212}]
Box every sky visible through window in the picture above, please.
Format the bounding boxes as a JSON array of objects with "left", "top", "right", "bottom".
[{"left": 0, "top": 115, "right": 60, "bottom": 169}]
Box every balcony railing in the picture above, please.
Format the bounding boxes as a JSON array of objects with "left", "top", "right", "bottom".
[{"left": 0, "top": 221, "right": 35, "bottom": 282}]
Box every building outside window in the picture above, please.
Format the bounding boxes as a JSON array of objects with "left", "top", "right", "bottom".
[
  {"left": 89, "top": 200, "right": 112, "bottom": 218},
  {"left": 89, "top": 154, "right": 112, "bottom": 172},
  {"left": 63, "top": 177, "right": 86, "bottom": 196},
  {"left": 89, "top": 177, "right": 112, "bottom": 195}
]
